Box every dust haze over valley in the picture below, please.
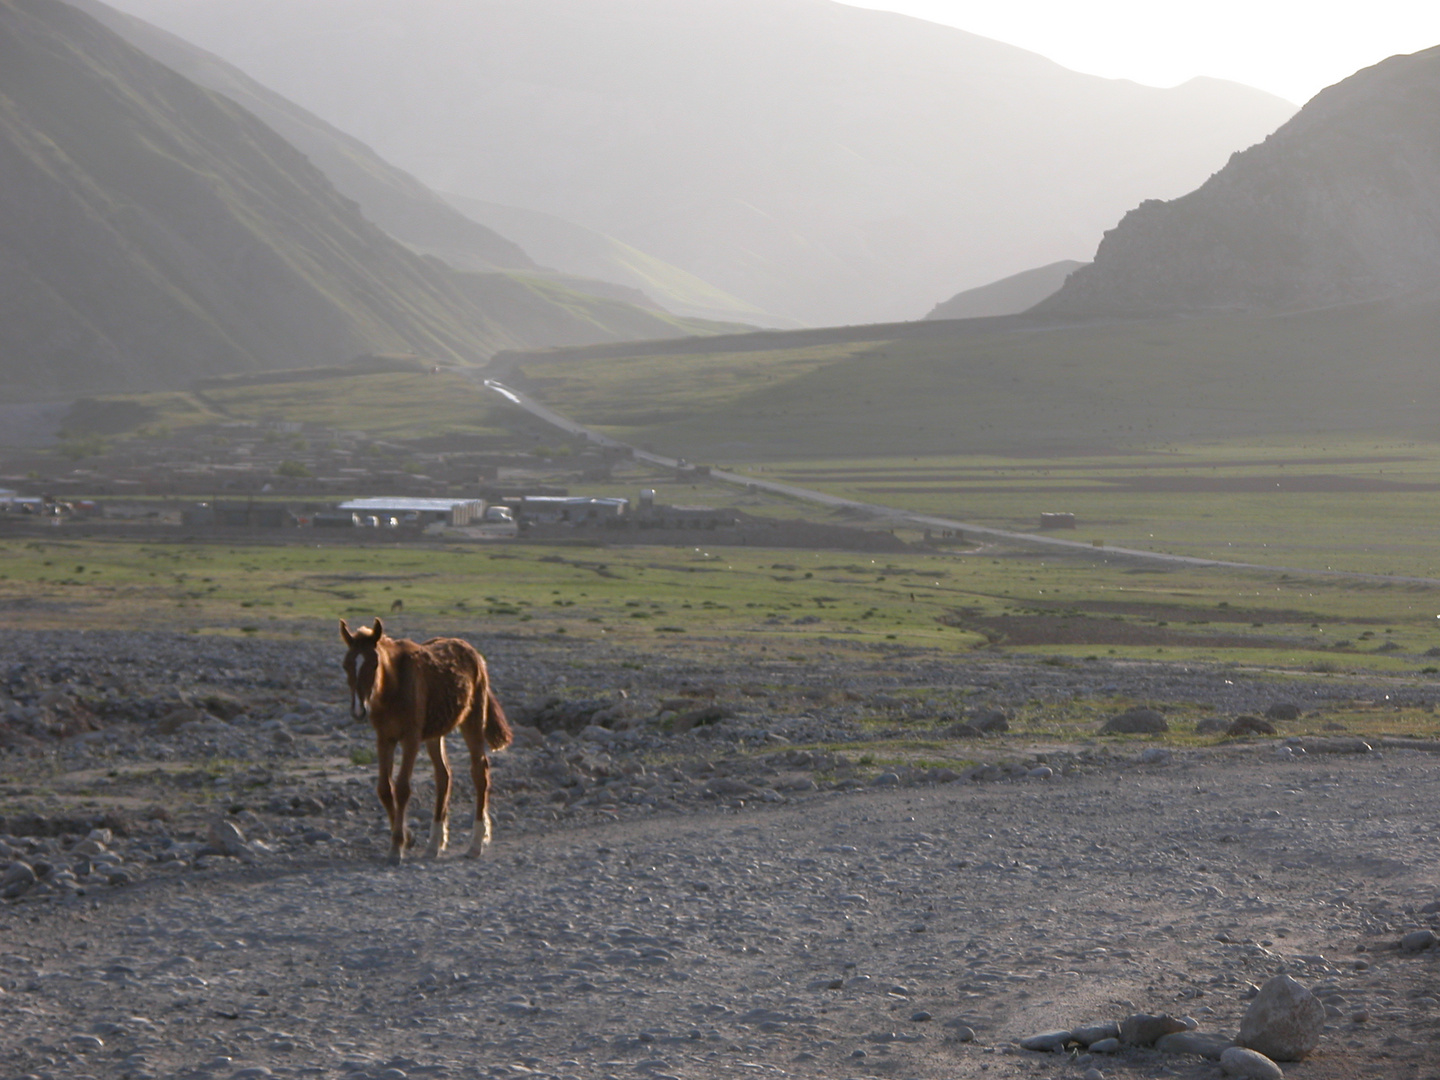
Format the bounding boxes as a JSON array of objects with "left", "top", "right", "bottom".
[{"left": 5, "top": 3, "right": 1440, "bottom": 1080}]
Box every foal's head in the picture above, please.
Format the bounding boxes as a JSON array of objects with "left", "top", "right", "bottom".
[{"left": 339, "top": 617, "right": 386, "bottom": 721}]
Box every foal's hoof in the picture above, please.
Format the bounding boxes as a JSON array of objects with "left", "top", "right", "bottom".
[
  {"left": 464, "top": 843, "right": 487, "bottom": 859},
  {"left": 386, "top": 849, "right": 404, "bottom": 866}
]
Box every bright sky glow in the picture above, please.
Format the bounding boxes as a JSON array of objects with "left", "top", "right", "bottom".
[{"left": 837, "top": 0, "right": 1440, "bottom": 105}]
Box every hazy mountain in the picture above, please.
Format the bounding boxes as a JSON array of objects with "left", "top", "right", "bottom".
[
  {"left": 0, "top": 0, "right": 719, "bottom": 400},
  {"left": 100, "top": 0, "right": 1297, "bottom": 326},
  {"left": 926, "top": 260, "right": 1086, "bottom": 320},
  {"left": 438, "top": 192, "right": 796, "bottom": 328},
  {"left": 62, "top": 0, "right": 532, "bottom": 274},
  {"left": 1041, "top": 46, "right": 1440, "bottom": 316}
]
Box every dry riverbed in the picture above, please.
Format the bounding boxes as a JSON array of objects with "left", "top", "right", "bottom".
[{"left": 2, "top": 630, "right": 1439, "bottom": 1080}]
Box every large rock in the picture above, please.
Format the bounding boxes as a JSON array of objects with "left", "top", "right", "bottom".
[
  {"left": 1239, "top": 975, "right": 1324, "bottom": 1061},
  {"left": 1101, "top": 708, "right": 1168, "bottom": 734}
]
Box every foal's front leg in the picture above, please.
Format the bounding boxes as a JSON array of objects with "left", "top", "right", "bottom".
[
  {"left": 387, "top": 737, "right": 421, "bottom": 864},
  {"left": 424, "top": 737, "right": 452, "bottom": 858}
]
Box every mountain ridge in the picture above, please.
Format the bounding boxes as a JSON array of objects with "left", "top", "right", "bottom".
[
  {"left": 1040, "top": 45, "right": 1440, "bottom": 316},
  {"left": 100, "top": 0, "right": 1297, "bottom": 325}
]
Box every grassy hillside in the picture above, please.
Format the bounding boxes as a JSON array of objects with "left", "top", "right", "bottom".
[{"left": 503, "top": 294, "right": 1440, "bottom": 460}]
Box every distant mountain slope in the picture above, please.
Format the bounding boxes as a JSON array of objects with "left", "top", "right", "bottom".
[
  {"left": 66, "top": 0, "right": 779, "bottom": 326},
  {"left": 102, "top": 0, "right": 1297, "bottom": 326},
  {"left": 1041, "top": 46, "right": 1440, "bottom": 316},
  {"left": 440, "top": 192, "right": 796, "bottom": 328},
  {"left": 0, "top": 0, "right": 717, "bottom": 400},
  {"left": 926, "top": 260, "right": 1086, "bottom": 320},
  {"left": 62, "top": 0, "right": 533, "bottom": 274}
]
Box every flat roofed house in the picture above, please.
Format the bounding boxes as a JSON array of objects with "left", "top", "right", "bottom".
[{"left": 337, "top": 497, "right": 485, "bottom": 527}]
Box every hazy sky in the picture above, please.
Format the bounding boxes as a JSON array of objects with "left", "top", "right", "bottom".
[{"left": 839, "top": 0, "right": 1440, "bottom": 104}]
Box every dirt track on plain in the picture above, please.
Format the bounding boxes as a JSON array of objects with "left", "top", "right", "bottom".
[{"left": 4, "top": 745, "right": 1439, "bottom": 1080}]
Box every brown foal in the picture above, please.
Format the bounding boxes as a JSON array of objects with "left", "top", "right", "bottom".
[{"left": 340, "top": 618, "right": 512, "bottom": 863}]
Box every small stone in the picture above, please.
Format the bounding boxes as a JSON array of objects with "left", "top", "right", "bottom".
[
  {"left": 1220, "top": 1045, "right": 1284, "bottom": 1079},
  {"left": 1139, "top": 746, "right": 1173, "bottom": 764},
  {"left": 871, "top": 772, "right": 901, "bottom": 787},
  {"left": 909, "top": 1010, "right": 931, "bottom": 1022},
  {"left": 1087, "top": 1038, "right": 1120, "bottom": 1053},
  {"left": 1019, "top": 1029, "right": 1070, "bottom": 1051},
  {"left": 206, "top": 819, "right": 256, "bottom": 863},
  {"left": 1227, "top": 716, "right": 1277, "bottom": 737},
  {"left": 376, "top": 1071, "right": 407, "bottom": 1080},
  {"left": 1239, "top": 974, "right": 1324, "bottom": 1061},
  {"left": 70, "top": 1033, "right": 104, "bottom": 1051},
  {"left": 1419, "top": 899, "right": 1440, "bottom": 915},
  {"left": 1264, "top": 703, "right": 1301, "bottom": 722},
  {"left": 1, "top": 861, "right": 36, "bottom": 899},
  {"left": 1084, "top": 1070, "right": 1105, "bottom": 1080},
  {"left": 950, "top": 1025, "right": 976, "bottom": 1042},
  {"left": 1071, "top": 1022, "right": 1120, "bottom": 1046},
  {"left": 1027, "top": 766, "right": 1053, "bottom": 780},
  {"left": 1120, "top": 1013, "right": 1187, "bottom": 1046},
  {"left": 1100, "top": 708, "right": 1167, "bottom": 734},
  {"left": 1399, "top": 929, "right": 1437, "bottom": 953},
  {"left": 1156, "top": 1030, "right": 1233, "bottom": 1059}
]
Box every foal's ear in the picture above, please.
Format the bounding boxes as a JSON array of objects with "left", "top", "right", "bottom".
[
  {"left": 339, "top": 619, "right": 354, "bottom": 645},
  {"left": 372, "top": 617, "right": 384, "bottom": 640}
]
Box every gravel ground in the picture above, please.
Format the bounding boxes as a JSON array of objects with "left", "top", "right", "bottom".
[{"left": 2, "top": 630, "right": 1439, "bottom": 1080}]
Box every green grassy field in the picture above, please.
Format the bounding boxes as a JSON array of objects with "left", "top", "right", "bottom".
[
  {"left": 737, "top": 438, "right": 1440, "bottom": 579},
  {"left": 6, "top": 534, "right": 1440, "bottom": 676},
  {"left": 504, "top": 294, "right": 1440, "bottom": 459}
]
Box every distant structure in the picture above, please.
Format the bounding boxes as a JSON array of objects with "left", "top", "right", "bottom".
[
  {"left": 338, "top": 497, "right": 485, "bottom": 527},
  {"left": 1039, "top": 512, "right": 1077, "bottom": 530}
]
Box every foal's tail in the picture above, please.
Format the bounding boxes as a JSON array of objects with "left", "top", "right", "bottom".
[{"left": 483, "top": 684, "right": 513, "bottom": 752}]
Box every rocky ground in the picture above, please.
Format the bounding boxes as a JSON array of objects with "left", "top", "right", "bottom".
[{"left": 1, "top": 628, "right": 1439, "bottom": 1080}]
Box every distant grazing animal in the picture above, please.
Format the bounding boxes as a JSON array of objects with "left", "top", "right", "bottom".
[
  {"left": 340, "top": 618, "right": 512, "bottom": 863},
  {"left": 390, "top": 598, "right": 404, "bottom": 613}
]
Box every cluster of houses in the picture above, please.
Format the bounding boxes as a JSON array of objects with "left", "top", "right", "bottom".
[{"left": 165, "top": 490, "right": 738, "bottom": 537}]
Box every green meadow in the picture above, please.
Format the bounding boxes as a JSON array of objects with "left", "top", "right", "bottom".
[{"left": 6, "top": 535, "right": 1440, "bottom": 678}]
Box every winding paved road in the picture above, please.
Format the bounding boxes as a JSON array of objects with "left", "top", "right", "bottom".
[{"left": 481, "top": 378, "right": 1440, "bottom": 587}]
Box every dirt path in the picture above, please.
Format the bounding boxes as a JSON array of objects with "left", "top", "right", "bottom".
[{"left": 4, "top": 750, "right": 1439, "bottom": 1080}]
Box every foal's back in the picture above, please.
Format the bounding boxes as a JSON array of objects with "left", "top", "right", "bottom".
[{"left": 387, "top": 636, "right": 485, "bottom": 740}]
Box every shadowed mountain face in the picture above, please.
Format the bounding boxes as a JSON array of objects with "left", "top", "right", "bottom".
[
  {"left": 64, "top": 0, "right": 537, "bottom": 276},
  {"left": 101, "top": 0, "right": 1296, "bottom": 326},
  {"left": 926, "top": 260, "right": 1086, "bottom": 320},
  {"left": 0, "top": 0, "right": 718, "bottom": 400},
  {"left": 1042, "top": 46, "right": 1440, "bottom": 316}
]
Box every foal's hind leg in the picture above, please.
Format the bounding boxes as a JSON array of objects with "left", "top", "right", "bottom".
[
  {"left": 461, "top": 718, "right": 492, "bottom": 857},
  {"left": 424, "top": 736, "right": 452, "bottom": 858}
]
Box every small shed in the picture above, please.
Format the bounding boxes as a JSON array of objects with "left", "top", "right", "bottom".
[{"left": 1039, "top": 512, "right": 1077, "bottom": 530}]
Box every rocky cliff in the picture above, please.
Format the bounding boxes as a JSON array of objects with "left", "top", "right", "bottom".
[{"left": 1041, "top": 46, "right": 1440, "bottom": 315}]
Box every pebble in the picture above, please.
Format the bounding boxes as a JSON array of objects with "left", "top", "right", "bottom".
[
  {"left": 1120, "top": 1013, "right": 1187, "bottom": 1046},
  {"left": 1156, "top": 1030, "right": 1233, "bottom": 1059},
  {"left": 1087, "top": 1038, "right": 1120, "bottom": 1054},
  {"left": 1399, "top": 929, "right": 1437, "bottom": 953},
  {"left": 1019, "top": 1029, "right": 1070, "bottom": 1051},
  {"left": 1071, "top": 1022, "right": 1120, "bottom": 1045}
]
